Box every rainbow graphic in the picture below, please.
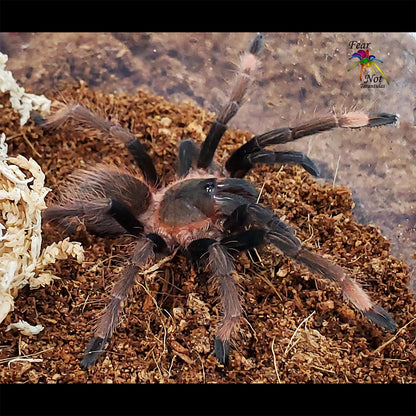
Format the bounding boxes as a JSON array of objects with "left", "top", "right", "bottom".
[{"left": 348, "top": 49, "right": 389, "bottom": 85}]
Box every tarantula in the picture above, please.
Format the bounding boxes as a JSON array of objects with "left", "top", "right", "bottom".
[{"left": 40, "top": 33, "right": 398, "bottom": 368}]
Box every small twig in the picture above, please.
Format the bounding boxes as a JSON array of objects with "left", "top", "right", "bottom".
[
  {"left": 22, "top": 133, "right": 42, "bottom": 158},
  {"left": 198, "top": 354, "right": 206, "bottom": 384},
  {"left": 271, "top": 337, "right": 282, "bottom": 383},
  {"left": 284, "top": 311, "right": 315, "bottom": 356},
  {"left": 247, "top": 247, "right": 265, "bottom": 268},
  {"left": 311, "top": 364, "right": 335, "bottom": 374},
  {"left": 256, "top": 180, "right": 266, "bottom": 204},
  {"left": 256, "top": 271, "right": 282, "bottom": 301},
  {"left": 0, "top": 347, "right": 54, "bottom": 366},
  {"left": 73, "top": 297, "right": 103, "bottom": 310},
  {"left": 80, "top": 293, "right": 90, "bottom": 314},
  {"left": 84, "top": 255, "right": 116, "bottom": 274},
  {"left": 152, "top": 351, "right": 164, "bottom": 379},
  {"left": 137, "top": 281, "right": 161, "bottom": 313},
  {"left": 302, "top": 213, "right": 314, "bottom": 244},
  {"left": 332, "top": 154, "right": 341, "bottom": 187},
  {"left": 137, "top": 248, "right": 180, "bottom": 316},
  {"left": 167, "top": 355, "right": 176, "bottom": 377},
  {"left": 141, "top": 247, "right": 179, "bottom": 278},
  {"left": 7, "top": 133, "right": 42, "bottom": 158},
  {"left": 284, "top": 336, "right": 301, "bottom": 357},
  {"left": 161, "top": 317, "right": 168, "bottom": 356},
  {"left": 8, "top": 357, "right": 43, "bottom": 367},
  {"left": 372, "top": 315, "right": 416, "bottom": 355}
]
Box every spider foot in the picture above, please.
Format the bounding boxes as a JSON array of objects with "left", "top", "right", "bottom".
[
  {"left": 363, "top": 304, "right": 397, "bottom": 332},
  {"left": 31, "top": 112, "right": 46, "bottom": 126},
  {"left": 367, "top": 112, "right": 399, "bottom": 127},
  {"left": 80, "top": 336, "right": 106, "bottom": 368},
  {"left": 214, "top": 336, "right": 230, "bottom": 366}
]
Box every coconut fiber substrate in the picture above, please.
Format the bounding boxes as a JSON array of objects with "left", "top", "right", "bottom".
[{"left": 0, "top": 84, "right": 415, "bottom": 389}]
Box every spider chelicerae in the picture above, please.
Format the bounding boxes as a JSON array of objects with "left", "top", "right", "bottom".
[{"left": 40, "top": 33, "right": 398, "bottom": 368}]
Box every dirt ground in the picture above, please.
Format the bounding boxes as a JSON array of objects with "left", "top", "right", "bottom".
[{"left": 0, "top": 33, "right": 415, "bottom": 385}]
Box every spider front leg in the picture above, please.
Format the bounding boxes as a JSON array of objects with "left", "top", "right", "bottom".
[
  {"left": 187, "top": 238, "right": 242, "bottom": 365},
  {"left": 226, "top": 111, "right": 398, "bottom": 178},
  {"left": 221, "top": 202, "right": 397, "bottom": 332},
  {"left": 81, "top": 235, "right": 167, "bottom": 367}
]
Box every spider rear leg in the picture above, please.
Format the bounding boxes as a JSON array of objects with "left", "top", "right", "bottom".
[
  {"left": 38, "top": 104, "right": 159, "bottom": 186},
  {"left": 187, "top": 239, "right": 242, "bottom": 365},
  {"left": 226, "top": 111, "right": 398, "bottom": 178},
  {"left": 221, "top": 202, "right": 397, "bottom": 332}
]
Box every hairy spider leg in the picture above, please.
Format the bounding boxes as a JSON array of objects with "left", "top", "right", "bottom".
[
  {"left": 45, "top": 198, "right": 144, "bottom": 237},
  {"left": 81, "top": 236, "right": 167, "bottom": 367},
  {"left": 225, "top": 111, "right": 398, "bottom": 178},
  {"left": 209, "top": 243, "right": 241, "bottom": 366},
  {"left": 220, "top": 202, "right": 398, "bottom": 332},
  {"left": 45, "top": 165, "right": 169, "bottom": 367},
  {"left": 44, "top": 167, "right": 151, "bottom": 237},
  {"left": 177, "top": 139, "right": 200, "bottom": 177},
  {"left": 197, "top": 33, "right": 264, "bottom": 169},
  {"left": 187, "top": 238, "right": 242, "bottom": 365},
  {"left": 40, "top": 104, "right": 159, "bottom": 186}
]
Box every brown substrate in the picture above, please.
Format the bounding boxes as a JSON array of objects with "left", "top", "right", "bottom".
[{"left": 0, "top": 85, "right": 415, "bottom": 384}]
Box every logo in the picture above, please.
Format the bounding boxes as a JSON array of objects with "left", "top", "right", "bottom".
[{"left": 347, "top": 41, "right": 389, "bottom": 87}]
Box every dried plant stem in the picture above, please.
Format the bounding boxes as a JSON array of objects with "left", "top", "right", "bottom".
[
  {"left": 256, "top": 180, "right": 266, "bottom": 204},
  {"left": 0, "top": 346, "right": 54, "bottom": 366},
  {"left": 284, "top": 311, "right": 316, "bottom": 356},
  {"left": 271, "top": 336, "right": 282, "bottom": 383},
  {"left": 372, "top": 315, "right": 416, "bottom": 355},
  {"left": 141, "top": 247, "right": 179, "bottom": 279},
  {"left": 333, "top": 154, "right": 341, "bottom": 187}
]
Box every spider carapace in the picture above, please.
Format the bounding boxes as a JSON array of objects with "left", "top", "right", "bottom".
[{"left": 41, "top": 33, "right": 398, "bottom": 368}]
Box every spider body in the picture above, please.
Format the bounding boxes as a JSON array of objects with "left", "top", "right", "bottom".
[
  {"left": 41, "top": 33, "right": 398, "bottom": 368},
  {"left": 152, "top": 175, "right": 221, "bottom": 245}
]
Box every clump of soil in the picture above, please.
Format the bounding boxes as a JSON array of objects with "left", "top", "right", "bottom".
[{"left": 0, "top": 84, "right": 415, "bottom": 383}]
